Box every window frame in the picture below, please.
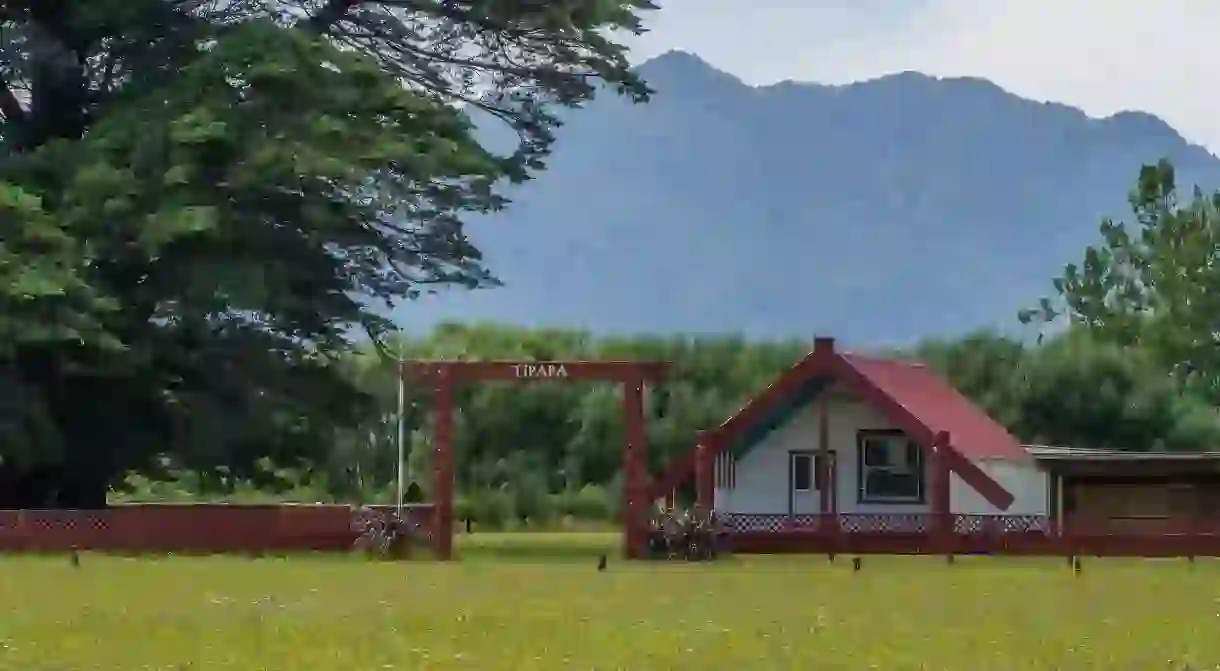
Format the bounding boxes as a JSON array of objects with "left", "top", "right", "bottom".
[{"left": 856, "top": 429, "right": 926, "bottom": 504}]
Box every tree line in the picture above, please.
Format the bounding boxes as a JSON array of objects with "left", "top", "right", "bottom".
[{"left": 117, "top": 319, "right": 1220, "bottom": 527}]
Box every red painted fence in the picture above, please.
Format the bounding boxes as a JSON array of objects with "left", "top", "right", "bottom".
[
  {"left": 3, "top": 508, "right": 1219, "bottom": 558},
  {"left": 0, "top": 503, "right": 435, "bottom": 554}
]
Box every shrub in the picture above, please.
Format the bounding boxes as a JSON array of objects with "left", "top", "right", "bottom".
[
  {"left": 646, "top": 506, "right": 724, "bottom": 561},
  {"left": 565, "top": 484, "right": 613, "bottom": 521},
  {"left": 350, "top": 506, "right": 429, "bottom": 560}
]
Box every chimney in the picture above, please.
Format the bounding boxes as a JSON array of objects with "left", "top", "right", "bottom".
[{"left": 814, "top": 336, "right": 835, "bottom": 354}]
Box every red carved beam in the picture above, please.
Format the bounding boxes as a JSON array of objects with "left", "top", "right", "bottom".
[{"left": 402, "top": 360, "right": 667, "bottom": 384}]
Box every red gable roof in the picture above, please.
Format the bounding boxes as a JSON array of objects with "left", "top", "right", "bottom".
[
  {"left": 839, "top": 353, "right": 1029, "bottom": 460},
  {"left": 647, "top": 338, "right": 1024, "bottom": 510}
]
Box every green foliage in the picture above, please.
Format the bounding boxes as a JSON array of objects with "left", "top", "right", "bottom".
[
  {"left": 112, "top": 471, "right": 334, "bottom": 505},
  {"left": 558, "top": 484, "right": 615, "bottom": 521},
  {"left": 919, "top": 331, "right": 1220, "bottom": 451},
  {"left": 0, "top": 181, "right": 122, "bottom": 470},
  {"left": 328, "top": 323, "right": 808, "bottom": 504},
  {"left": 0, "top": 0, "right": 655, "bottom": 506},
  {"left": 0, "top": 182, "right": 118, "bottom": 355},
  {"left": 1025, "top": 160, "right": 1220, "bottom": 402},
  {"left": 1009, "top": 333, "right": 1216, "bottom": 450}
]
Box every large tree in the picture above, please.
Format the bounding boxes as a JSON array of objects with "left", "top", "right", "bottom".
[
  {"left": 0, "top": 0, "right": 654, "bottom": 507},
  {"left": 1022, "top": 160, "right": 1220, "bottom": 403}
]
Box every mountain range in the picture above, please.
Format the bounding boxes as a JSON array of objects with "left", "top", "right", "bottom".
[{"left": 391, "top": 51, "right": 1220, "bottom": 346}]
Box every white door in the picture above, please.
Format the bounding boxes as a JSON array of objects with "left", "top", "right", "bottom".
[{"left": 788, "top": 452, "right": 819, "bottom": 515}]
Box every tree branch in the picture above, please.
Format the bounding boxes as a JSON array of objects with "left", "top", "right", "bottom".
[
  {"left": 0, "top": 5, "right": 24, "bottom": 125},
  {"left": 0, "top": 80, "right": 23, "bottom": 124},
  {"left": 303, "top": 0, "right": 365, "bottom": 34}
]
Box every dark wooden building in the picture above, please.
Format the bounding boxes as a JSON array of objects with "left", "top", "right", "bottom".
[{"left": 1028, "top": 445, "right": 1220, "bottom": 534}]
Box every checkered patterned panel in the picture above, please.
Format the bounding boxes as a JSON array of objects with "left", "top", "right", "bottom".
[
  {"left": 839, "top": 513, "right": 931, "bottom": 533},
  {"left": 25, "top": 511, "right": 109, "bottom": 531},
  {"left": 955, "top": 514, "right": 1051, "bottom": 535}
]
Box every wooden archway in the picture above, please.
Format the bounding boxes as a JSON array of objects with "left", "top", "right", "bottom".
[{"left": 401, "top": 360, "right": 668, "bottom": 560}]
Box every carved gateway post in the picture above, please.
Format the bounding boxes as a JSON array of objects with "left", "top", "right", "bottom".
[{"left": 401, "top": 360, "right": 668, "bottom": 560}]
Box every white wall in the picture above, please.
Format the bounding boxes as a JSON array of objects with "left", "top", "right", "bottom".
[
  {"left": 717, "top": 391, "right": 932, "bottom": 515},
  {"left": 716, "top": 389, "right": 1049, "bottom": 517},
  {"left": 950, "top": 459, "right": 1049, "bottom": 516}
]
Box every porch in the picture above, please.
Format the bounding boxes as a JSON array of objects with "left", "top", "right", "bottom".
[{"left": 722, "top": 511, "right": 1050, "bottom": 534}]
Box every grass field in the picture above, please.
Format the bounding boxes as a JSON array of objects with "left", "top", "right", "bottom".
[{"left": 2, "top": 533, "right": 1219, "bottom": 670}]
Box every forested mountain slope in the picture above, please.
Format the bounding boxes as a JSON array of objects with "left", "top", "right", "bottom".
[{"left": 396, "top": 52, "right": 1220, "bottom": 345}]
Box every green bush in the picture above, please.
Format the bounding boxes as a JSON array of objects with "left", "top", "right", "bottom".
[
  {"left": 563, "top": 484, "right": 613, "bottom": 521},
  {"left": 468, "top": 488, "right": 515, "bottom": 530}
]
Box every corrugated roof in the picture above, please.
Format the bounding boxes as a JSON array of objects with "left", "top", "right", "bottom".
[
  {"left": 1025, "top": 444, "right": 1220, "bottom": 461},
  {"left": 841, "top": 353, "right": 1029, "bottom": 460}
]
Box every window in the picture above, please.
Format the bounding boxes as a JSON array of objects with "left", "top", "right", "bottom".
[
  {"left": 791, "top": 453, "right": 813, "bottom": 492},
  {"left": 858, "top": 431, "right": 924, "bottom": 503}
]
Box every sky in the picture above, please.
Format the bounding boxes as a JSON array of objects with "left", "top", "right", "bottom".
[{"left": 627, "top": 0, "right": 1220, "bottom": 151}]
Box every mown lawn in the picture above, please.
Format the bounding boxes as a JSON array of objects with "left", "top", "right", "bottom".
[{"left": 2, "top": 533, "right": 1218, "bottom": 670}]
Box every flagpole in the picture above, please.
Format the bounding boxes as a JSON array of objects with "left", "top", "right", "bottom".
[{"left": 395, "top": 360, "right": 406, "bottom": 518}]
